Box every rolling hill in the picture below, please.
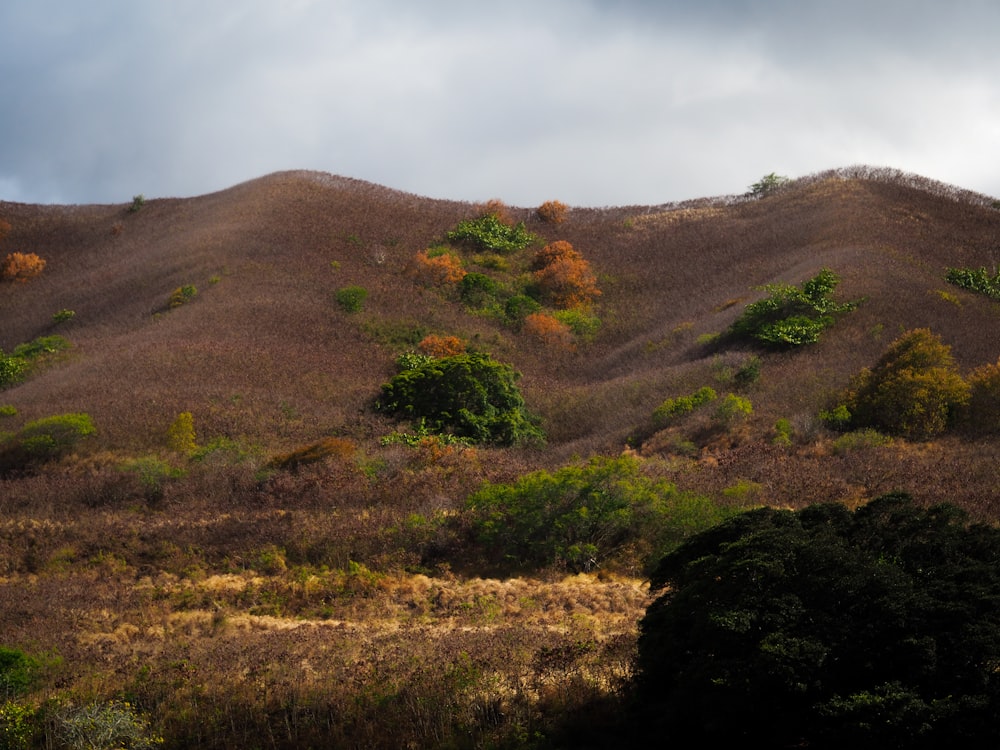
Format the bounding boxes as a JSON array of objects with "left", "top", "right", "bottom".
[{"left": 1, "top": 165, "right": 999, "bottom": 747}]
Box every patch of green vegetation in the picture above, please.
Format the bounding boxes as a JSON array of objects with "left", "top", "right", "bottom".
[
  {"left": 945, "top": 266, "right": 1000, "bottom": 300},
  {"left": 375, "top": 351, "right": 543, "bottom": 446},
  {"left": 653, "top": 386, "right": 717, "bottom": 425},
  {"left": 0, "top": 335, "right": 71, "bottom": 389},
  {"left": 467, "top": 454, "right": 746, "bottom": 574},
  {"left": 335, "top": 285, "right": 368, "bottom": 313},
  {"left": 728, "top": 268, "right": 859, "bottom": 348},
  {"left": 168, "top": 284, "right": 197, "bottom": 309},
  {"left": 446, "top": 215, "right": 538, "bottom": 254}
]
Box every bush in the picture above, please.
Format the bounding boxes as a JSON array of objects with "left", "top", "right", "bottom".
[
  {"left": 652, "top": 386, "right": 717, "bottom": 425},
  {"left": 945, "top": 266, "right": 1000, "bottom": 299},
  {"left": 466, "top": 454, "right": 743, "bottom": 574},
  {"left": 335, "top": 285, "right": 368, "bottom": 313},
  {"left": 0, "top": 413, "right": 96, "bottom": 472},
  {"left": 714, "top": 393, "right": 753, "bottom": 426},
  {"left": 410, "top": 249, "right": 466, "bottom": 286},
  {"left": 0, "top": 648, "right": 37, "bottom": 698},
  {"left": 446, "top": 215, "right": 538, "bottom": 254},
  {"left": 166, "top": 412, "right": 197, "bottom": 454},
  {"left": 1, "top": 253, "right": 45, "bottom": 282},
  {"left": 503, "top": 294, "right": 542, "bottom": 326},
  {"left": 457, "top": 272, "right": 500, "bottom": 308},
  {"left": 960, "top": 358, "right": 1000, "bottom": 434},
  {"left": 536, "top": 200, "right": 569, "bottom": 224},
  {"left": 0, "top": 336, "right": 69, "bottom": 390},
  {"left": 728, "top": 268, "right": 857, "bottom": 347},
  {"left": 375, "top": 351, "right": 543, "bottom": 446},
  {"left": 128, "top": 194, "right": 146, "bottom": 213},
  {"left": 748, "top": 171, "right": 789, "bottom": 197},
  {"left": 52, "top": 309, "right": 75, "bottom": 324},
  {"left": 417, "top": 334, "right": 465, "bottom": 358},
  {"left": 837, "top": 328, "right": 970, "bottom": 439},
  {"left": 522, "top": 312, "right": 574, "bottom": 350},
  {"left": 531, "top": 241, "right": 601, "bottom": 309},
  {"left": 52, "top": 700, "right": 162, "bottom": 750},
  {"left": 636, "top": 493, "right": 1000, "bottom": 747},
  {"left": 168, "top": 284, "right": 197, "bottom": 309}
]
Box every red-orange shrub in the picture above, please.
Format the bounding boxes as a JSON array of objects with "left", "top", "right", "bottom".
[
  {"left": 410, "top": 250, "right": 467, "bottom": 286},
  {"left": 522, "top": 312, "right": 574, "bottom": 350},
  {"left": 531, "top": 241, "right": 601, "bottom": 309},
  {"left": 476, "top": 198, "right": 514, "bottom": 226},
  {"left": 418, "top": 334, "right": 466, "bottom": 358},
  {"left": 2, "top": 252, "right": 46, "bottom": 282},
  {"left": 536, "top": 200, "right": 568, "bottom": 224}
]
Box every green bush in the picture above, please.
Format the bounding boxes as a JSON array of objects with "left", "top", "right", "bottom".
[
  {"left": 466, "top": 455, "right": 743, "bottom": 573},
  {"left": 0, "top": 648, "right": 37, "bottom": 699},
  {"left": 1, "top": 336, "right": 70, "bottom": 390},
  {"left": 0, "top": 413, "right": 96, "bottom": 472},
  {"left": 458, "top": 272, "right": 500, "bottom": 308},
  {"left": 748, "top": 171, "right": 789, "bottom": 197},
  {"left": 375, "top": 351, "right": 543, "bottom": 446},
  {"left": 728, "top": 268, "right": 858, "bottom": 348},
  {"left": 503, "top": 294, "right": 542, "bottom": 326},
  {"left": 714, "top": 393, "right": 753, "bottom": 426},
  {"left": 0, "top": 700, "right": 35, "bottom": 750},
  {"left": 127, "top": 194, "right": 146, "bottom": 213},
  {"left": 945, "top": 266, "right": 1000, "bottom": 299},
  {"left": 653, "top": 386, "right": 717, "bottom": 425},
  {"left": 52, "top": 309, "right": 75, "bottom": 324},
  {"left": 836, "top": 328, "right": 970, "bottom": 439},
  {"left": 168, "top": 284, "right": 197, "bottom": 309},
  {"left": 636, "top": 493, "right": 1000, "bottom": 746},
  {"left": 446, "top": 215, "right": 538, "bottom": 254},
  {"left": 335, "top": 285, "right": 368, "bottom": 313}
]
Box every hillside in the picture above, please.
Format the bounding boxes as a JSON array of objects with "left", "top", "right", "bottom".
[{"left": 1, "top": 166, "right": 1000, "bottom": 747}]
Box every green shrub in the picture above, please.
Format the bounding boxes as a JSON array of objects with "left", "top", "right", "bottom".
[
  {"left": 945, "top": 266, "right": 1000, "bottom": 299},
  {"left": 52, "top": 309, "right": 75, "bottom": 324},
  {"left": 831, "top": 428, "right": 892, "bottom": 455},
  {"left": 0, "top": 700, "right": 35, "bottom": 750},
  {"left": 466, "top": 455, "right": 744, "bottom": 574},
  {"left": 728, "top": 268, "right": 858, "bottom": 348},
  {"left": 503, "top": 294, "right": 542, "bottom": 326},
  {"left": 0, "top": 406, "right": 15, "bottom": 418},
  {"left": 0, "top": 356, "right": 24, "bottom": 390},
  {"left": 458, "top": 272, "right": 500, "bottom": 308},
  {"left": 0, "top": 648, "right": 37, "bottom": 698},
  {"left": 127, "top": 194, "right": 146, "bottom": 213},
  {"left": 836, "top": 328, "right": 970, "bottom": 439},
  {"left": 653, "top": 386, "right": 717, "bottom": 425},
  {"left": 714, "top": 393, "right": 753, "bottom": 426},
  {"left": 772, "top": 418, "right": 793, "bottom": 446},
  {"left": 748, "top": 171, "right": 789, "bottom": 197},
  {"left": 446, "top": 215, "right": 538, "bottom": 254},
  {"left": 553, "top": 307, "right": 602, "bottom": 341},
  {"left": 375, "top": 351, "right": 543, "bottom": 446},
  {"left": 1, "top": 413, "right": 96, "bottom": 472},
  {"left": 168, "top": 284, "right": 197, "bottom": 309},
  {"left": 335, "top": 285, "right": 368, "bottom": 313}
]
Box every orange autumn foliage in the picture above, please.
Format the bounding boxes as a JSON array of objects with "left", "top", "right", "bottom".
[
  {"left": 411, "top": 250, "right": 466, "bottom": 286},
  {"left": 418, "top": 334, "right": 466, "bottom": 358},
  {"left": 536, "top": 200, "right": 568, "bottom": 224},
  {"left": 476, "top": 198, "right": 514, "bottom": 226},
  {"left": 2, "top": 251, "right": 46, "bottom": 282},
  {"left": 522, "top": 312, "right": 575, "bottom": 350},
  {"left": 531, "top": 241, "right": 600, "bottom": 309}
]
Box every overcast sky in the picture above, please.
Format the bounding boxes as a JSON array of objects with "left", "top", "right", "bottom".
[{"left": 2, "top": 0, "right": 999, "bottom": 207}]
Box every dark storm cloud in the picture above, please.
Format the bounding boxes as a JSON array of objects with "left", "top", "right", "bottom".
[{"left": 1, "top": 0, "right": 999, "bottom": 207}]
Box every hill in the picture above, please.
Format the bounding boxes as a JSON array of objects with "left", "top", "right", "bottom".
[{"left": 1, "top": 165, "right": 999, "bottom": 747}]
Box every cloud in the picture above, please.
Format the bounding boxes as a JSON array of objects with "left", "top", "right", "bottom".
[{"left": 2, "top": 0, "right": 999, "bottom": 207}]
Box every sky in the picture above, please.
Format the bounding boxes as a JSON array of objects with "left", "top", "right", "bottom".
[{"left": 2, "top": 0, "right": 999, "bottom": 208}]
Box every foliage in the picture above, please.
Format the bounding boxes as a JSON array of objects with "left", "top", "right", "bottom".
[
  {"left": 522, "top": 312, "right": 574, "bottom": 350},
  {"left": 553, "top": 307, "right": 601, "bottom": 341},
  {"left": 457, "top": 272, "right": 500, "bottom": 308},
  {"left": 446, "top": 215, "right": 538, "bottom": 255},
  {"left": 0, "top": 413, "right": 96, "bottom": 472},
  {"left": 0, "top": 357, "right": 24, "bottom": 390},
  {"left": 714, "top": 393, "right": 753, "bottom": 426},
  {"left": 168, "top": 284, "right": 197, "bottom": 309},
  {"left": 961, "top": 358, "right": 1000, "bottom": 434},
  {"left": 772, "top": 417, "right": 793, "bottom": 446},
  {"left": 0, "top": 648, "right": 37, "bottom": 699},
  {"left": 1, "top": 253, "right": 45, "bottom": 282},
  {"left": 410, "top": 249, "right": 466, "bottom": 285},
  {"left": 945, "top": 266, "right": 1000, "bottom": 299},
  {"left": 128, "top": 194, "right": 146, "bottom": 213},
  {"left": 466, "top": 454, "right": 743, "bottom": 573},
  {"left": 536, "top": 200, "right": 569, "bottom": 224},
  {"left": 636, "top": 493, "right": 1000, "bottom": 747},
  {"left": 119, "top": 456, "right": 186, "bottom": 501},
  {"left": 335, "top": 285, "right": 368, "bottom": 313},
  {"left": 728, "top": 268, "right": 858, "bottom": 347},
  {"left": 836, "top": 328, "right": 971, "bottom": 439},
  {"left": 52, "top": 700, "right": 162, "bottom": 750},
  {"left": 652, "top": 386, "right": 717, "bottom": 424},
  {"left": 531, "top": 241, "right": 601, "bottom": 309},
  {"left": 748, "top": 171, "right": 789, "bottom": 197},
  {"left": 166, "top": 412, "right": 197, "bottom": 454},
  {"left": 52, "top": 308, "right": 75, "bottom": 324},
  {"left": 831, "top": 428, "right": 892, "bottom": 455},
  {"left": 375, "top": 351, "right": 543, "bottom": 446},
  {"left": 0, "top": 700, "right": 34, "bottom": 750},
  {"left": 417, "top": 334, "right": 465, "bottom": 358},
  {"left": 503, "top": 294, "right": 542, "bottom": 326}
]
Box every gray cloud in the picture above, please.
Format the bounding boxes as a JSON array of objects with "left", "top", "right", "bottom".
[{"left": 2, "top": 0, "right": 999, "bottom": 207}]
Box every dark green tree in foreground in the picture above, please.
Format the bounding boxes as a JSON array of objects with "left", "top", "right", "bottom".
[
  {"left": 375, "top": 351, "right": 543, "bottom": 446},
  {"left": 634, "top": 493, "right": 1000, "bottom": 749}
]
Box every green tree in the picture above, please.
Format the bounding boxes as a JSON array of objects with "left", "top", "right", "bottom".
[
  {"left": 728, "top": 268, "right": 858, "bottom": 347},
  {"left": 838, "top": 328, "right": 970, "bottom": 439},
  {"left": 635, "top": 493, "right": 1000, "bottom": 748},
  {"left": 375, "top": 352, "right": 542, "bottom": 446}
]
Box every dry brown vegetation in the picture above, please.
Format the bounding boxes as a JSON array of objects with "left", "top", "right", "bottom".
[{"left": 2, "top": 165, "right": 1000, "bottom": 746}]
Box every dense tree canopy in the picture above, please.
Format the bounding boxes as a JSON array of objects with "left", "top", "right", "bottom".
[{"left": 635, "top": 493, "right": 1000, "bottom": 748}]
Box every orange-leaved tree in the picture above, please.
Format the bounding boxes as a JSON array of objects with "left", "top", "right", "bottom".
[
  {"left": 411, "top": 250, "right": 467, "bottom": 286},
  {"left": 419, "top": 334, "right": 466, "bottom": 358},
  {"left": 536, "top": 200, "right": 568, "bottom": 224},
  {"left": 2, "top": 252, "right": 46, "bottom": 282},
  {"left": 531, "top": 241, "right": 600, "bottom": 309},
  {"left": 522, "top": 312, "right": 575, "bottom": 350}
]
